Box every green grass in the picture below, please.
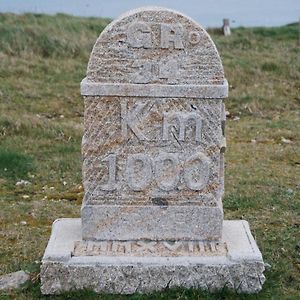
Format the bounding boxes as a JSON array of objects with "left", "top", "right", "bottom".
[
  {"left": 0, "top": 13, "right": 299, "bottom": 299},
  {"left": 0, "top": 149, "right": 34, "bottom": 181},
  {"left": 0, "top": 13, "right": 109, "bottom": 57}
]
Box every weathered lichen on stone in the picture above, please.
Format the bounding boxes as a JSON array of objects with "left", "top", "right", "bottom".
[{"left": 41, "top": 6, "right": 265, "bottom": 295}]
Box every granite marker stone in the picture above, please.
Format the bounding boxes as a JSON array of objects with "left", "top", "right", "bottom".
[{"left": 41, "top": 7, "right": 265, "bottom": 294}]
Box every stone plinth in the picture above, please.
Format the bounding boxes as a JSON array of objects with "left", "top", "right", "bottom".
[{"left": 41, "top": 219, "right": 265, "bottom": 294}]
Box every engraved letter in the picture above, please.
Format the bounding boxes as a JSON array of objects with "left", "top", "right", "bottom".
[
  {"left": 155, "top": 153, "right": 180, "bottom": 191},
  {"left": 73, "top": 241, "right": 87, "bottom": 256},
  {"left": 86, "top": 241, "right": 96, "bottom": 255},
  {"left": 127, "top": 22, "right": 152, "bottom": 48},
  {"left": 198, "top": 241, "right": 205, "bottom": 253},
  {"left": 163, "top": 112, "right": 202, "bottom": 142},
  {"left": 188, "top": 242, "right": 194, "bottom": 252},
  {"left": 184, "top": 153, "right": 210, "bottom": 190},
  {"left": 111, "top": 241, "right": 132, "bottom": 254},
  {"left": 188, "top": 31, "right": 201, "bottom": 45},
  {"left": 125, "top": 154, "right": 153, "bottom": 191},
  {"left": 99, "top": 153, "right": 117, "bottom": 191},
  {"left": 121, "top": 100, "right": 148, "bottom": 141},
  {"left": 161, "top": 23, "right": 184, "bottom": 49},
  {"left": 99, "top": 241, "right": 108, "bottom": 252},
  {"left": 163, "top": 241, "right": 183, "bottom": 252},
  {"left": 136, "top": 241, "right": 157, "bottom": 253}
]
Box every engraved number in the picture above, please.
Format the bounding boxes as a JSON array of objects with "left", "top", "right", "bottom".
[
  {"left": 125, "top": 154, "right": 153, "bottom": 191},
  {"left": 131, "top": 60, "right": 179, "bottom": 84},
  {"left": 155, "top": 153, "right": 180, "bottom": 191},
  {"left": 100, "top": 152, "right": 210, "bottom": 192},
  {"left": 99, "top": 153, "right": 117, "bottom": 191},
  {"left": 184, "top": 153, "right": 210, "bottom": 190}
]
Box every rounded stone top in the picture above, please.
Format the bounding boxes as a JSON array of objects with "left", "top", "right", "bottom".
[{"left": 86, "top": 7, "right": 225, "bottom": 85}]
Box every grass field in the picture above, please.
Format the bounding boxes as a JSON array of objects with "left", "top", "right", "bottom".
[{"left": 0, "top": 13, "right": 299, "bottom": 299}]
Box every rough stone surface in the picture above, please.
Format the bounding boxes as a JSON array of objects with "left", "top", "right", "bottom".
[
  {"left": 80, "top": 80, "right": 229, "bottom": 98},
  {"left": 81, "top": 7, "right": 227, "bottom": 240},
  {"left": 41, "top": 6, "right": 265, "bottom": 294},
  {"left": 41, "top": 219, "right": 265, "bottom": 294},
  {"left": 0, "top": 271, "right": 30, "bottom": 291},
  {"left": 82, "top": 204, "right": 223, "bottom": 241},
  {"left": 86, "top": 7, "right": 225, "bottom": 85}
]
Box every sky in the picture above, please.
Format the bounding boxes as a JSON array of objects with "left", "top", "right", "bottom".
[{"left": 0, "top": 0, "right": 300, "bottom": 28}]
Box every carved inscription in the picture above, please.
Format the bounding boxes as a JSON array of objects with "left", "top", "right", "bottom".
[
  {"left": 163, "top": 112, "right": 202, "bottom": 142},
  {"left": 125, "top": 154, "right": 152, "bottom": 191},
  {"left": 160, "top": 23, "right": 184, "bottom": 49},
  {"left": 184, "top": 153, "right": 210, "bottom": 191},
  {"left": 99, "top": 153, "right": 211, "bottom": 192},
  {"left": 188, "top": 31, "right": 201, "bottom": 44},
  {"left": 120, "top": 100, "right": 203, "bottom": 141},
  {"left": 127, "top": 22, "right": 152, "bottom": 48},
  {"left": 131, "top": 60, "right": 153, "bottom": 84},
  {"left": 131, "top": 59, "right": 179, "bottom": 84},
  {"left": 158, "top": 59, "right": 179, "bottom": 84},
  {"left": 81, "top": 8, "right": 227, "bottom": 243},
  {"left": 99, "top": 154, "right": 117, "bottom": 191},
  {"left": 155, "top": 153, "right": 180, "bottom": 191},
  {"left": 73, "top": 240, "right": 228, "bottom": 257},
  {"left": 126, "top": 21, "right": 204, "bottom": 84},
  {"left": 127, "top": 21, "right": 202, "bottom": 49},
  {"left": 121, "top": 100, "right": 148, "bottom": 141}
]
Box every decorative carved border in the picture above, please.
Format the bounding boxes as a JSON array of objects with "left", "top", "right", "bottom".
[{"left": 72, "top": 240, "right": 227, "bottom": 257}]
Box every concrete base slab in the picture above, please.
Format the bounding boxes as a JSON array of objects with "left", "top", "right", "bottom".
[{"left": 41, "top": 219, "right": 265, "bottom": 294}]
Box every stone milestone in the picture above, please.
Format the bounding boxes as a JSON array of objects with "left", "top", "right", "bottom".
[{"left": 41, "top": 7, "right": 265, "bottom": 294}]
